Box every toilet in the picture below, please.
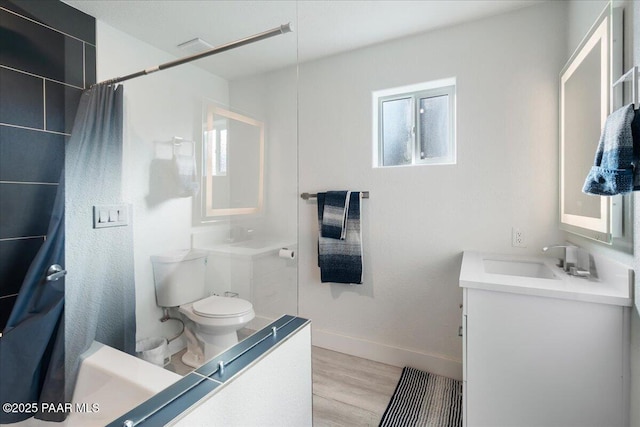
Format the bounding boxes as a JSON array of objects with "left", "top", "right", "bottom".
[{"left": 151, "top": 249, "right": 255, "bottom": 368}]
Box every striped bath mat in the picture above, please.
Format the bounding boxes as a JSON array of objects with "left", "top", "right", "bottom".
[{"left": 379, "top": 367, "right": 462, "bottom": 427}]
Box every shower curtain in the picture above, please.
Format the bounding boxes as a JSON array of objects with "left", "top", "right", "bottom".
[
  {"left": 64, "top": 84, "right": 135, "bottom": 401},
  {"left": 0, "top": 83, "right": 135, "bottom": 423},
  {"left": 0, "top": 174, "right": 66, "bottom": 424}
]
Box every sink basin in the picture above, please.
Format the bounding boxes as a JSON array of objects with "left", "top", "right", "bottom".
[
  {"left": 483, "top": 259, "right": 558, "bottom": 280},
  {"left": 460, "top": 251, "right": 633, "bottom": 307}
]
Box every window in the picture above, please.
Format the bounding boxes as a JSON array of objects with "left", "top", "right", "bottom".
[
  {"left": 374, "top": 78, "right": 456, "bottom": 167},
  {"left": 204, "top": 127, "right": 228, "bottom": 176}
]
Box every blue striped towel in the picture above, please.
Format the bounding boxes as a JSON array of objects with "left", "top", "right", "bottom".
[
  {"left": 321, "top": 191, "right": 351, "bottom": 239},
  {"left": 317, "top": 191, "right": 363, "bottom": 284},
  {"left": 583, "top": 104, "right": 640, "bottom": 195}
]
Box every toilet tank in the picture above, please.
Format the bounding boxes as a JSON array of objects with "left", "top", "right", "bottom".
[{"left": 151, "top": 249, "right": 208, "bottom": 307}]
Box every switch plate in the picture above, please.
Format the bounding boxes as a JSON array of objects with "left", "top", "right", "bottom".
[{"left": 93, "top": 204, "right": 129, "bottom": 229}]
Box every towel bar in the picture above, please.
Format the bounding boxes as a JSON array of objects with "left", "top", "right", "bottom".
[
  {"left": 301, "top": 191, "right": 369, "bottom": 200},
  {"left": 612, "top": 65, "right": 638, "bottom": 105}
]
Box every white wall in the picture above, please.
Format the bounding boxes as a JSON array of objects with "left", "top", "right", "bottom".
[
  {"left": 96, "top": 21, "right": 230, "bottom": 345},
  {"left": 296, "top": 1, "right": 565, "bottom": 378},
  {"left": 566, "top": 0, "right": 609, "bottom": 58}
]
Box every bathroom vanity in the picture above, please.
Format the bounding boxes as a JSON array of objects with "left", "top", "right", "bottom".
[{"left": 459, "top": 251, "right": 632, "bottom": 427}]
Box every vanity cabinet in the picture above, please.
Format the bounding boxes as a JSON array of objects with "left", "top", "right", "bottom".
[{"left": 462, "top": 287, "right": 627, "bottom": 427}]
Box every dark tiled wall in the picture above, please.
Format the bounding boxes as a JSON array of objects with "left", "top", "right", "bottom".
[{"left": 0, "top": 0, "right": 95, "bottom": 330}]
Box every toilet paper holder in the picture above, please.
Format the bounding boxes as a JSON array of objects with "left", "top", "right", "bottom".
[{"left": 279, "top": 248, "right": 296, "bottom": 259}]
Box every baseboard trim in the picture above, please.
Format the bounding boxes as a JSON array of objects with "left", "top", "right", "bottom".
[{"left": 312, "top": 327, "right": 462, "bottom": 381}]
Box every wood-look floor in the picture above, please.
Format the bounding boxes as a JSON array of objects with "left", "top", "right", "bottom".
[
  {"left": 167, "top": 338, "right": 403, "bottom": 426},
  {"left": 312, "top": 346, "right": 402, "bottom": 426}
]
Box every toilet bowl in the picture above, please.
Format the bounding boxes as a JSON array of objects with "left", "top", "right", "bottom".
[
  {"left": 150, "top": 249, "right": 255, "bottom": 369},
  {"left": 178, "top": 295, "right": 255, "bottom": 368}
]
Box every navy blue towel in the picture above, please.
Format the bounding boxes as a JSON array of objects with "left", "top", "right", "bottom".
[
  {"left": 317, "top": 191, "right": 363, "bottom": 284},
  {"left": 583, "top": 104, "right": 640, "bottom": 195},
  {"left": 321, "top": 191, "right": 350, "bottom": 239}
]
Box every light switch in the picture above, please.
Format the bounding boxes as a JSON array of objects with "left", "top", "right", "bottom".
[
  {"left": 99, "top": 209, "right": 108, "bottom": 223},
  {"left": 93, "top": 204, "right": 130, "bottom": 229}
]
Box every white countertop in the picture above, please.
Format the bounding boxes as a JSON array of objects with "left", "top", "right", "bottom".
[
  {"left": 195, "top": 239, "right": 297, "bottom": 259},
  {"left": 459, "top": 251, "right": 633, "bottom": 307}
]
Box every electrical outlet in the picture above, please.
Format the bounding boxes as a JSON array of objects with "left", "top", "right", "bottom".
[{"left": 512, "top": 227, "right": 526, "bottom": 248}]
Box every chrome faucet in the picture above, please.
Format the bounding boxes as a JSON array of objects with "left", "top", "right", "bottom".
[
  {"left": 542, "top": 244, "right": 577, "bottom": 271},
  {"left": 542, "top": 244, "right": 591, "bottom": 277}
]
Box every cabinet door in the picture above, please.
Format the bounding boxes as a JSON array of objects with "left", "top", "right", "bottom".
[
  {"left": 465, "top": 288, "right": 623, "bottom": 427},
  {"left": 462, "top": 314, "right": 468, "bottom": 426}
]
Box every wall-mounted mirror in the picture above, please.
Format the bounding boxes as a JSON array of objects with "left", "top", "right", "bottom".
[
  {"left": 559, "top": 2, "right": 630, "bottom": 248},
  {"left": 560, "top": 6, "right": 611, "bottom": 242},
  {"left": 201, "top": 105, "right": 265, "bottom": 218}
]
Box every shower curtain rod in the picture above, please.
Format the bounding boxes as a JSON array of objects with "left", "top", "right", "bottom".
[{"left": 94, "top": 23, "right": 293, "bottom": 87}]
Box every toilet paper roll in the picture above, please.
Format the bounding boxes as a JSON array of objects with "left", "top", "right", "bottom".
[{"left": 279, "top": 248, "right": 295, "bottom": 259}]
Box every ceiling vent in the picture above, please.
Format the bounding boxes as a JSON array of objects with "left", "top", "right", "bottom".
[{"left": 177, "top": 38, "right": 213, "bottom": 55}]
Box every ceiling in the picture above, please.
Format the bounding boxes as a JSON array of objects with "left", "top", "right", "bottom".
[{"left": 65, "top": 0, "right": 542, "bottom": 80}]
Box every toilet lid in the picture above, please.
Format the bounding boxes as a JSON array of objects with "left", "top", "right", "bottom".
[{"left": 192, "top": 295, "right": 253, "bottom": 318}]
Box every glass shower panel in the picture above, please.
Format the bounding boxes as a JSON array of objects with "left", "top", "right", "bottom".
[
  {"left": 195, "top": 2, "right": 298, "bottom": 365},
  {"left": 224, "top": 60, "right": 298, "bottom": 337},
  {"left": 106, "top": 1, "right": 299, "bottom": 377}
]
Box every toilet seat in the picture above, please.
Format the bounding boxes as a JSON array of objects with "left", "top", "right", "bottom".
[{"left": 192, "top": 295, "right": 253, "bottom": 319}]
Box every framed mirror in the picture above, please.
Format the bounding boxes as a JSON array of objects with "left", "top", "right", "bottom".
[
  {"left": 559, "top": 6, "right": 615, "bottom": 243},
  {"left": 201, "top": 105, "right": 264, "bottom": 218}
]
